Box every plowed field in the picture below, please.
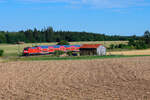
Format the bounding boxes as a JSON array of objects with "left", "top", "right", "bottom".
[{"left": 0, "top": 57, "right": 150, "bottom": 100}]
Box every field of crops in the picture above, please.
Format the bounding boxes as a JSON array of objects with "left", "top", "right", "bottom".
[
  {"left": 108, "top": 49, "right": 150, "bottom": 55},
  {"left": 0, "top": 56, "right": 150, "bottom": 100}
]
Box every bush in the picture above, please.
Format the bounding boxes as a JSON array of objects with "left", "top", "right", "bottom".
[
  {"left": 57, "top": 40, "right": 70, "bottom": 45},
  {"left": 54, "top": 50, "right": 64, "bottom": 57},
  {"left": 128, "top": 39, "right": 136, "bottom": 46},
  {"left": 67, "top": 51, "right": 73, "bottom": 56},
  {"left": 115, "top": 44, "right": 119, "bottom": 48},
  {"left": 118, "top": 44, "right": 127, "bottom": 49},
  {"left": 110, "top": 44, "right": 128, "bottom": 49},
  {"left": 135, "top": 41, "right": 148, "bottom": 49},
  {"left": 125, "top": 45, "right": 135, "bottom": 49},
  {"left": 109, "top": 43, "right": 136, "bottom": 50},
  {"left": 0, "top": 50, "right": 4, "bottom": 56},
  {"left": 109, "top": 44, "right": 115, "bottom": 49}
]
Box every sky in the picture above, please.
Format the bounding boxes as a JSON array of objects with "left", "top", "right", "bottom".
[{"left": 0, "top": 0, "right": 150, "bottom": 36}]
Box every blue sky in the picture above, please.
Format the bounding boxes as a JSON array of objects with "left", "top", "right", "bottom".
[{"left": 0, "top": 0, "right": 150, "bottom": 36}]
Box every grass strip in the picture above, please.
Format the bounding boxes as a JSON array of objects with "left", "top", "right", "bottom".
[{"left": 18, "top": 55, "right": 150, "bottom": 61}]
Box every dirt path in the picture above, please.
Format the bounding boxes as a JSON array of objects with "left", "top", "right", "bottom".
[{"left": 0, "top": 57, "right": 150, "bottom": 100}]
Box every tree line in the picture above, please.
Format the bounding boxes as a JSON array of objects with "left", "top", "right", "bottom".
[
  {"left": 109, "top": 30, "right": 150, "bottom": 50},
  {"left": 0, "top": 27, "right": 145, "bottom": 44}
]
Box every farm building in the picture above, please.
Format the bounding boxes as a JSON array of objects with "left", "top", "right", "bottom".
[{"left": 80, "top": 44, "right": 106, "bottom": 56}]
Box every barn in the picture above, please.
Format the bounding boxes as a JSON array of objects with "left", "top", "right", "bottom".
[{"left": 80, "top": 44, "right": 106, "bottom": 56}]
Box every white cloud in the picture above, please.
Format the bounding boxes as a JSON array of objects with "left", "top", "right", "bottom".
[{"left": 19, "top": 0, "right": 150, "bottom": 8}]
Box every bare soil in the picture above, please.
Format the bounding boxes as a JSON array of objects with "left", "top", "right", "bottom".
[{"left": 0, "top": 57, "right": 150, "bottom": 100}]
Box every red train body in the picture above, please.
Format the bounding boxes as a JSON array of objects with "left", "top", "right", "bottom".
[{"left": 23, "top": 45, "right": 81, "bottom": 55}]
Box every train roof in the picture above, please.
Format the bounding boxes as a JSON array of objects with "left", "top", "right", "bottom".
[{"left": 31, "top": 45, "right": 81, "bottom": 49}]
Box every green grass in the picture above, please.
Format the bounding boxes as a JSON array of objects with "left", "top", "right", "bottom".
[{"left": 18, "top": 55, "right": 150, "bottom": 61}]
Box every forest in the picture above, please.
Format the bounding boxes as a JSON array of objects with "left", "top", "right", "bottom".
[{"left": 0, "top": 27, "right": 141, "bottom": 44}]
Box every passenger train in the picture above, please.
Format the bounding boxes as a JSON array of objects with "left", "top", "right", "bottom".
[{"left": 23, "top": 45, "right": 81, "bottom": 56}]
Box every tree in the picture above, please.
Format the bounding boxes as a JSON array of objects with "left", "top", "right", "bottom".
[
  {"left": 144, "top": 30, "right": 150, "bottom": 44},
  {"left": 24, "top": 29, "right": 35, "bottom": 43},
  {"left": 0, "top": 33, "right": 6, "bottom": 43},
  {"left": 128, "top": 39, "right": 135, "bottom": 46},
  {"left": 0, "top": 49, "right": 4, "bottom": 56},
  {"left": 57, "top": 40, "right": 70, "bottom": 45},
  {"left": 0, "top": 26, "right": 145, "bottom": 44},
  {"left": 45, "top": 27, "right": 53, "bottom": 42},
  {"left": 5, "top": 33, "right": 19, "bottom": 43}
]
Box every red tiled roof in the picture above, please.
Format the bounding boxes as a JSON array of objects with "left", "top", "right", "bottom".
[{"left": 80, "top": 44, "right": 102, "bottom": 48}]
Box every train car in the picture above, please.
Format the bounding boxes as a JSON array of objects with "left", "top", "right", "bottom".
[{"left": 23, "top": 45, "right": 81, "bottom": 56}]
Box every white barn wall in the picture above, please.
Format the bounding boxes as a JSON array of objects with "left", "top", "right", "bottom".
[{"left": 97, "top": 45, "right": 106, "bottom": 56}]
